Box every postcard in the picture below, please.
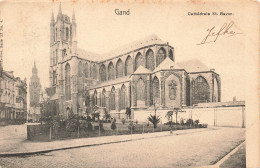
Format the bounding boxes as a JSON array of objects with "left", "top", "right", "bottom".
[{"left": 0, "top": 0, "right": 259, "bottom": 168}]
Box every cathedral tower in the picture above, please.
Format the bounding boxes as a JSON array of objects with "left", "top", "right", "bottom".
[
  {"left": 29, "top": 61, "right": 41, "bottom": 107},
  {"left": 49, "top": 4, "right": 77, "bottom": 88},
  {"left": 49, "top": 4, "right": 78, "bottom": 117}
]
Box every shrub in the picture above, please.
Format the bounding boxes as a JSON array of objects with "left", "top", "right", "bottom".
[
  {"left": 147, "top": 114, "right": 160, "bottom": 128},
  {"left": 121, "top": 118, "right": 126, "bottom": 125},
  {"left": 87, "top": 122, "right": 93, "bottom": 131},
  {"left": 79, "top": 120, "right": 88, "bottom": 130},
  {"left": 128, "top": 121, "right": 136, "bottom": 131},
  {"left": 86, "top": 115, "right": 92, "bottom": 122},
  {"left": 186, "top": 119, "right": 194, "bottom": 126},
  {"left": 180, "top": 118, "right": 185, "bottom": 125},
  {"left": 111, "top": 121, "right": 116, "bottom": 131},
  {"left": 65, "top": 114, "right": 78, "bottom": 132},
  {"left": 194, "top": 120, "right": 199, "bottom": 128},
  {"left": 104, "top": 110, "right": 111, "bottom": 123}
]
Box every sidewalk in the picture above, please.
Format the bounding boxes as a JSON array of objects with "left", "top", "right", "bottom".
[
  {"left": 0, "top": 128, "right": 210, "bottom": 156},
  {"left": 219, "top": 143, "right": 246, "bottom": 168}
]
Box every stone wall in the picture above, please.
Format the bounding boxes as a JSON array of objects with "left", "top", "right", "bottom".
[{"left": 132, "top": 105, "right": 245, "bottom": 128}]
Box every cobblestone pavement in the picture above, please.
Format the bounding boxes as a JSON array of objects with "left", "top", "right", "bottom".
[{"left": 0, "top": 127, "right": 245, "bottom": 168}]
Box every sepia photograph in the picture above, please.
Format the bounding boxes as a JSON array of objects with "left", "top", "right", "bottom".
[{"left": 0, "top": 0, "right": 259, "bottom": 167}]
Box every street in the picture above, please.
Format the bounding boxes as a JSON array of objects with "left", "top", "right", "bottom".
[{"left": 0, "top": 127, "right": 245, "bottom": 168}]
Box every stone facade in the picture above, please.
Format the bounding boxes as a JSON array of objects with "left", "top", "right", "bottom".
[
  {"left": 0, "top": 71, "right": 27, "bottom": 122},
  {"left": 47, "top": 6, "right": 221, "bottom": 119}
]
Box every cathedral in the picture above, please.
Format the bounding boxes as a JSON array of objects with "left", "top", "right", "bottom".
[{"left": 48, "top": 5, "right": 221, "bottom": 119}]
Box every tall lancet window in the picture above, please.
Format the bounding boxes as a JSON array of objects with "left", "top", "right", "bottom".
[
  {"left": 65, "top": 63, "right": 71, "bottom": 100},
  {"left": 156, "top": 47, "right": 166, "bottom": 67},
  {"left": 55, "top": 28, "right": 57, "bottom": 42},
  {"left": 109, "top": 87, "right": 116, "bottom": 111},
  {"left": 137, "top": 78, "right": 145, "bottom": 106},
  {"left": 66, "top": 27, "right": 69, "bottom": 41}
]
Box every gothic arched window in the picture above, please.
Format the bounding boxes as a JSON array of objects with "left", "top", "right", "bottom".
[
  {"left": 55, "top": 28, "right": 57, "bottom": 41},
  {"left": 85, "top": 63, "right": 89, "bottom": 78},
  {"left": 116, "top": 59, "right": 123, "bottom": 78},
  {"left": 193, "top": 76, "right": 209, "bottom": 104},
  {"left": 65, "top": 63, "right": 71, "bottom": 100},
  {"left": 108, "top": 62, "right": 115, "bottom": 80},
  {"left": 119, "top": 85, "right": 126, "bottom": 111},
  {"left": 92, "top": 64, "right": 97, "bottom": 80},
  {"left": 90, "top": 65, "right": 92, "bottom": 79},
  {"left": 101, "top": 89, "right": 106, "bottom": 107},
  {"left": 66, "top": 27, "right": 69, "bottom": 41},
  {"left": 137, "top": 78, "right": 145, "bottom": 106},
  {"left": 78, "top": 61, "right": 83, "bottom": 77},
  {"left": 152, "top": 76, "right": 160, "bottom": 105},
  {"left": 93, "top": 90, "right": 97, "bottom": 106},
  {"left": 56, "top": 49, "right": 58, "bottom": 64},
  {"left": 169, "top": 49, "right": 174, "bottom": 61},
  {"left": 156, "top": 47, "right": 166, "bottom": 67},
  {"left": 109, "top": 87, "right": 116, "bottom": 110},
  {"left": 53, "top": 70, "right": 57, "bottom": 85},
  {"left": 135, "top": 52, "right": 144, "bottom": 71},
  {"left": 146, "top": 49, "right": 155, "bottom": 71},
  {"left": 125, "top": 56, "right": 133, "bottom": 76},
  {"left": 100, "top": 64, "right": 106, "bottom": 81}
]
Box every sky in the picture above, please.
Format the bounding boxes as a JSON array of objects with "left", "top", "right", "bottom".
[{"left": 0, "top": 1, "right": 250, "bottom": 102}]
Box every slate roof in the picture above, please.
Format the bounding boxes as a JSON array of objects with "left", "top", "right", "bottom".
[
  {"left": 133, "top": 66, "right": 152, "bottom": 75},
  {"left": 90, "top": 76, "right": 130, "bottom": 90},
  {"left": 153, "top": 57, "right": 183, "bottom": 72},
  {"left": 176, "top": 59, "right": 210, "bottom": 73},
  {"left": 77, "top": 34, "right": 166, "bottom": 62}
]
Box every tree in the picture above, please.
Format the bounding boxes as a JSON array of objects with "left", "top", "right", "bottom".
[
  {"left": 147, "top": 114, "right": 160, "bottom": 128},
  {"left": 65, "top": 113, "right": 77, "bottom": 132}
]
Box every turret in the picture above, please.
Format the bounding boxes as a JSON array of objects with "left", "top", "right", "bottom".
[
  {"left": 50, "top": 10, "right": 55, "bottom": 45},
  {"left": 32, "top": 60, "right": 38, "bottom": 76},
  {"left": 57, "top": 3, "right": 62, "bottom": 21},
  {"left": 71, "top": 8, "right": 77, "bottom": 55}
]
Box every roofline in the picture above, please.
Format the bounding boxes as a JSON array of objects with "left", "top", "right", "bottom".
[
  {"left": 152, "top": 68, "right": 187, "bottom": 74},
  {"left": 2, "top": 71, "right": 17, "bottom": 81},
  {"left": 88, "top": 79, "right": 130, "bottom": 91},
  {"left": 77, "top": 43, "right": 174, "bottom": 64},
  {"left": 188, "top": 71, "right": 219, "bottom": 75}
]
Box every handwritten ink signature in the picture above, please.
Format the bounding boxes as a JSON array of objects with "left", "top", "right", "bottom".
[{"left": 197, "top": 21, "right": 242, "bottom": 45}]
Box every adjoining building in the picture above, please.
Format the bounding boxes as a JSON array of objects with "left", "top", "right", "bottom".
[
  {"left": 28, "top": 61, "right": 41, "bottom": 122},
  {"left": 46, "top": 5, "right": 221, "bottom": 120},
  {"left": 0, "top": 71, "right": 27, "bottom": 125}
]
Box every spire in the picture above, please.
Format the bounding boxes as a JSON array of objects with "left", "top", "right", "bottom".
[
  {"left": 58, "top": 2, "right": 62, "bottom": 14},
  {"left": 72, "top": 8, "right": 75, "bottom": 21},
  {"left": 51, "top": 9, "right": 54, "bottom": 22},
  {"left": 32, "top": 60, "right": 38, "bottom": 75}
]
